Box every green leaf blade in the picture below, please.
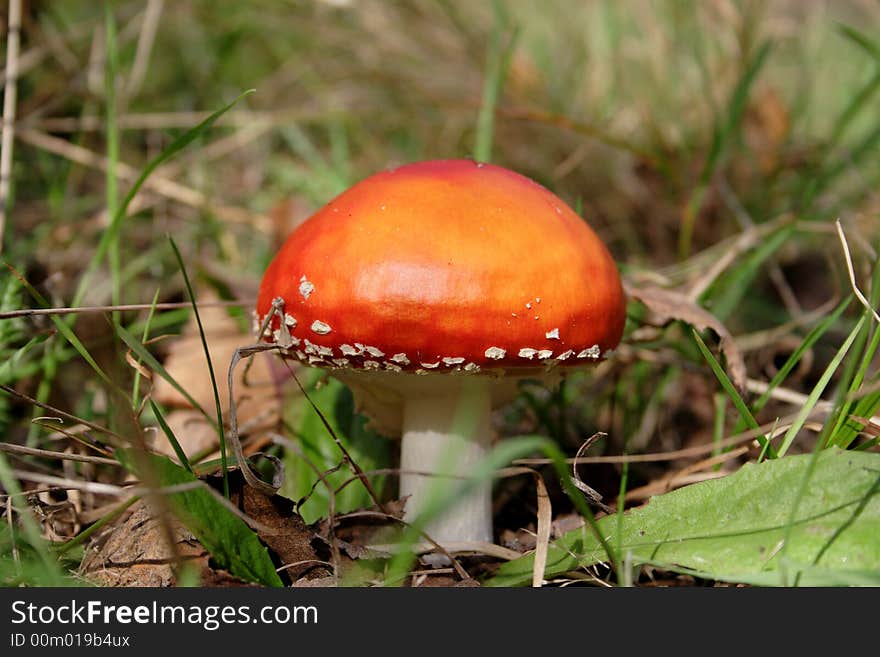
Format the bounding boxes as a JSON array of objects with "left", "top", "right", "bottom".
[{"left": 488, "top": 448, "right": 880, "bottom": 587}]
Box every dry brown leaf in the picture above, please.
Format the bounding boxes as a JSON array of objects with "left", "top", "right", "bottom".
[
  {"left": 79, "top": 501, "right": 244, "bottom": 587},
  {"left": 624, "top": 281, "right": 747, "bottom": 392},
  {"left": 236, "top": 481, "right": 328, "bottom": 581},
  {"left": 150, "top": 409, "right": 220, "bottom": 460},
  {"left": 151, "top": 291, "right": 286, "bottom": 454}
]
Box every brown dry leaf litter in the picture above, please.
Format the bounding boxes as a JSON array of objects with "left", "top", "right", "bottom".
[
  {"left": 80, "top": 473, "right": 330, "bottom": 587},
  {"left": 79, "top": 501, "right": 249, "bottom": 587},
  {"left": 149, "top": 291, "right": 286, "bottom": 458},
  {"left": 623, "top": 281, "right": 747, "bottom": 392}
]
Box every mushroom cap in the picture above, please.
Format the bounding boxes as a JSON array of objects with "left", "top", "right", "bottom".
[{"left": 256, "top": 159, "right": 626, "bottom": 375}]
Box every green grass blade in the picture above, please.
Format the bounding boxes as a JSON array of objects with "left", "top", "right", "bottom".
[
  {"left": 72, "top": 89, "right": 255, "bottom": 309},
  {"left": 7, "top": 264, "right": 114, "bottom": 389},
  {"left": 149, "top": 399, "right": 193, "bottom": 474},
  {"left": 692, "top": 329, "right": 775, "bottom": 458},
  {"left": 704, "top": 226, "right": 791, "bottom": 321},
  {"left": 473, "top": 2, "right": 519, "bottom": 162},
  {"left": 113, "top": 321, "right": 210, "bottom": 419},
  {"left": 0, "top": 451, "right": 65, "bottom": 583},
  {"left": 777, "top": 316, "right": 866, "bottom": 456},
  {"left": 104, "top": 4, "right": 120, "bottom": 312},
  {"left": 750, "top": 296, "right": 852, "bottom": 417},
  {"left": 131, "top": 288, "right": 160, "bottom": 408},
  {"left": 837, "top": 23, "right": 880, "bottom": 61},
  {"left": 680, "top": 40, "right": 772, "bottom": 257},
  {"left": 827, "top": 258, "right": 880, "bottom": 447},
  {"left": 53, "top": 496, "right": 138, "bottom": 556},
  {"left": 168, "top": 236, "right": 229, "bottom": 498}
]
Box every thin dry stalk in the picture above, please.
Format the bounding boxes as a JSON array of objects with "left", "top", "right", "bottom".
[
  {"left": 30, "top": 108, "right": 331, "bottom": 133},
  {"left": 38, "top": 16, "right": 79, "bottom": 74},
  {"left": 15, "top": 128, "right": 272, "bottom": 231},
  {"left": 496, "top": 466, "right": 552, "bottom": 587},
  {"left": 685, "top": 227, "right": 759, "bottom": 302},
  {"left": 8, "top": 469, "right": 277, "bottom": 535},
  {"left": 337, "top": 509, "right": 472, "bottom": 580},
  {"left": 366, "top": 540, "right": 521, "bottom": 561},
  {"left": 717, "top": 176, "right": 802, "bottom": 315},
  {"left": 124, "top": 0, "right": 164, "bottom": 102},
  {"left": 0, "top": 442, "right": 117, "bottom": 466},
  {"left": 0, "top": 298, "right": 252, "bottom": 320},
  {"left": 6, "top": 495, "right": 20, "bottom": 572},
  {"left": 0, "top": 0, "right": 23, "bottom": 254},
  {"left": 10, "top": 470, "right": 130, "bottom": 496},
  {"left": 837, "top": 218, "right": 880, "bottom": 324}
]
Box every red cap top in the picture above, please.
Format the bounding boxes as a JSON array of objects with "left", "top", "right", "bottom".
[{"left": 256, "top": 159, "right": 625, "bottom": 374}]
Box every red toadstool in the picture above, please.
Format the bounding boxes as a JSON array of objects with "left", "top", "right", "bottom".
[{"left": 256, "top": 159, "right": 625, "bottom": 548}]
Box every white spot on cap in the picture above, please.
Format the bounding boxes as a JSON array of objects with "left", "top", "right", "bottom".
[
  {"left": 384, "top": 363, "right": 402, "bottom": 372},
  {"left": 464, "top": 362, "right": 480, "bottom": 372},
  {"left": 421, "top": 361, "right": 440, "bottom": 369},
  {"left": 577, "top": 345, "right": 601, "bottom": 359},
  {"left": 304, "top": 339, "right": 333, "bottom": 357},
  {"left": 364, "top": 345, "right": 385, "bottom": 358},
  {"left": 518, "top": 348, "right": 538, "bottom": 359},
  {"left": 484, "top": 346, "right": 506, "bottom": 360},
  {"left": 546, "top": 328, "right": 560, "bottom": 340},
  {"left": 272, "top": 328, "right": 296, "bottom": 349},
  {"left": 299, "top": 276, "right": 315, "bottom": 300},
  {"left": 442, "top": 357, "right": 465, "bottom": 366},
  {"left": 535, "top": 297, "right": 541, "bottom": 304},
  {"left": 526, "top": 302, "right": 532, "bottom": 309},
  {"left": 332, "top": 358, "right": 350, "bottom": 366},
  {"left": 340, "top": 344, "right": 359, "bottom": 357},
  {"left": 294, "top": 350, "right": 306, "bottom": 360},
  {"left": 511, "top": 312, "right": 518, "bottom": 318},
  {"left": 390, "top": 353, "right": 410, "bottom": 365},
  {"left": 308, "top": 355, "right": 326, "bottom": 365},
  {"left": 537, "top": 349, "right": 553, "bottom": 359},
  {"left": 284, "top": 314, "right": 297, "bottom": 328},
  {"left": 556, "top": 349, "right": 574, "bottom": 361},
  {"left": 363, "top": 360, "right": 380, "bottom": 370},
  {"left": 310, "top": 320, "right": 332, "bottom": 335}
]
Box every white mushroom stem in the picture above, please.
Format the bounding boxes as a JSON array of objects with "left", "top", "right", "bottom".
[{"left": 399, "top": 378, "right": 493, "bottom": 545}]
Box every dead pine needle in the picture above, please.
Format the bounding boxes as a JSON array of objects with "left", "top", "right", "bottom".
[{"left": 836, "top": 218, "right": 880, "bottom": 324}]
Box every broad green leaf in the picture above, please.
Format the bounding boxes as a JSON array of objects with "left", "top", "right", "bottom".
[
  {"left": 117, "top": 449, "right": 282, "bottom": 587},
  {"left": 488, "top": 448, "right": 880, "bottom": 587},
  {"left": 281, "top": 374, "right": 391, "bottom": 523}
]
